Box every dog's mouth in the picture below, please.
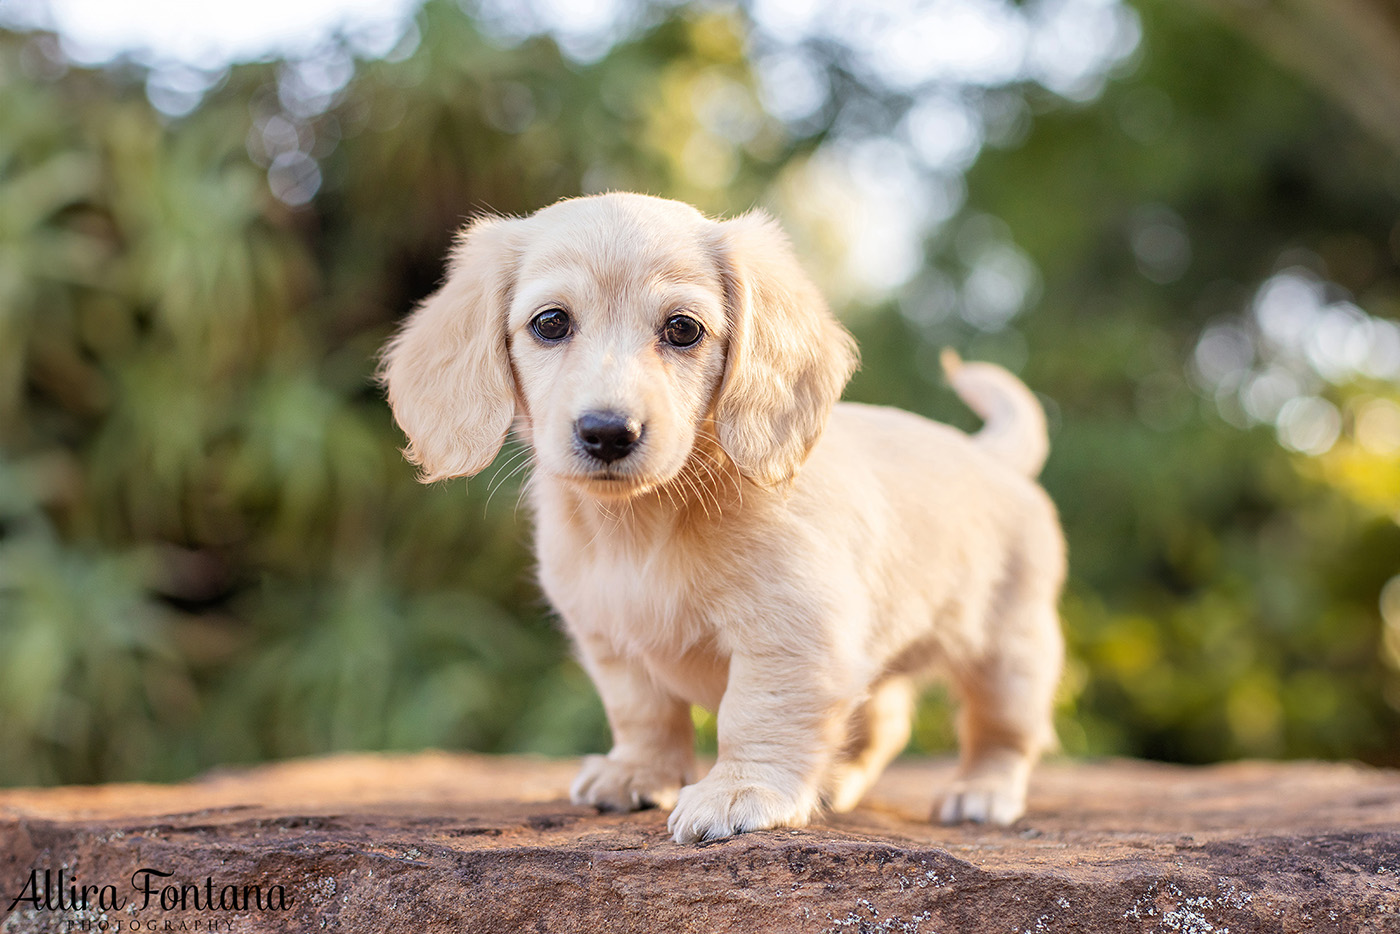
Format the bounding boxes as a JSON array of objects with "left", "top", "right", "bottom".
[
  {"left": 556, "top": 462, "right": 668, "bottom": 500},
  {"left": 542, "top": 435, "right": 684, "bottom": 499},
  {"left": 577, "top": 469, "right": 653, "bottom": 494}
]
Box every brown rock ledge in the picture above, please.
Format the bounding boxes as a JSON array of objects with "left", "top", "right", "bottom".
[{"left": 2, "top": 754, "right": 1399, "bottom": 933}]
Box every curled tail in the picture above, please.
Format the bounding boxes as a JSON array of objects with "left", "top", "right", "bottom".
[{"left": 941, "top": 348, "right": 1049, "bottom": 477}]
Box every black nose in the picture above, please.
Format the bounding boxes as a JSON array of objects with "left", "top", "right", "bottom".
[{"left": 574, "top": 412, "right": 642, "bottom": 464}]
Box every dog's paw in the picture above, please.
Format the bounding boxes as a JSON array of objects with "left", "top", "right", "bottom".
[
  {"left": 666, "top": 767, "right": 813, "bottom": 843},
  {"left": 570, "top": 754, "right": 688, "bottom": 812},
  {"left": 937, "top": 773, "right": 1027, "bottom": 826}
]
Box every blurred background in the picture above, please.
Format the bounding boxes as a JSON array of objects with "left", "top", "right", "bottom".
[{"left": 0, "top": 0, "right": 1397, "bottom": 786}]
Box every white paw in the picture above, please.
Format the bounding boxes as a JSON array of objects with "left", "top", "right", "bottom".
[
  {"left": 937, "top": 775, "right": 1026, "bottom": 826},
  {"left": 570, "top": 754, "right": 688, "bottom": 812},
  {"left": 666, "top": 768, "right": 813, "bottom": 844}
]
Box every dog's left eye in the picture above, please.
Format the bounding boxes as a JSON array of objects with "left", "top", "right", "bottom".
[
  {"left": 531, "top": 308, "right": 572, "bottom": 342},
  {"left": 661, "top": 314, "right": 703, "bottom": 348}
]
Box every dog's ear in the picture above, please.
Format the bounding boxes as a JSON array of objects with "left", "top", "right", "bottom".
[
  {"left": 379, "top": 215, "right": 520, "bottom": 482},
  {"left": 710, "top": 210, "right": 858, "bottom": 487}
]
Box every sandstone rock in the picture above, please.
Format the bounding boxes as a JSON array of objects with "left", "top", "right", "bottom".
[{"left": 2, "top": 754, "right": 1398, "bottom": 933}]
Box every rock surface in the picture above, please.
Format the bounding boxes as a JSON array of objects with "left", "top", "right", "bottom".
[{"left": 2, "top": 754, "right": 1399, "bottom": 933}]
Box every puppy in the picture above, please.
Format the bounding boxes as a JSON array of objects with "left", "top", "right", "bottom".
[{"left": 380, "top": 192, "right": 1065, "bottom": 843}]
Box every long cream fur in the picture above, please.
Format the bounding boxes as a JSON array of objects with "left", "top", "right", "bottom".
[{"left": 380, "top": 192, "right": 1065, "bottom": 843}]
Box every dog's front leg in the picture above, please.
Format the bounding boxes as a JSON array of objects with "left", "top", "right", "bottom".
[
  {"left": 569, "top": 633, "right": 696, "bottom": 812},
  {"left": 667, "top": 650, "right": 851, "bottom": 844}
]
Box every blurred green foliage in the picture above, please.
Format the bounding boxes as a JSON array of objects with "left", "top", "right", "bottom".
[{"left": 0, "top": 0, "right": 1397, "bottom": 785}]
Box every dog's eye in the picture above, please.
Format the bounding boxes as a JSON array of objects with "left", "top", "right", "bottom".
[
  {"left": 661, "top": 314, "right": 703, "bottom": 348},
  {"left": 531, "top": 308, "right": 572, "bottom": 342}
]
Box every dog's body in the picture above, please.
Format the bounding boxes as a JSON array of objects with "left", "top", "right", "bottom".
[{"left": 381, "top": 193, "right": 1065, "bottom": 843}]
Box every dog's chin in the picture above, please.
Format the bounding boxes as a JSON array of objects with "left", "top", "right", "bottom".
[{"left": 559, "top": 466, "right": 667, "bottom": 501}]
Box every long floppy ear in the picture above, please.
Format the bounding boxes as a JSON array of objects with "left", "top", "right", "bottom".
[
  {"left": 378, "top": 216, "right": 520, "bottom": 482},
  {"left": 710, "top": 210, "right": 859, "bottom": 487}
]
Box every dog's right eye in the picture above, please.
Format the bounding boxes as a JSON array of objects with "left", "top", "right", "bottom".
[{"left": 531, "top": 308, "right": 572, "bottom": 342}]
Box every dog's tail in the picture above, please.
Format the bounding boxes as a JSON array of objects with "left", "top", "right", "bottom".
[{"left": 941, "top": 349, "right": 1049, "bottom": 478}]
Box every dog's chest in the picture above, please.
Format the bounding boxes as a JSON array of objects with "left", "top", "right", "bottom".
[{"left": 537, "top": 523, "right": 721, "bottom": 657}]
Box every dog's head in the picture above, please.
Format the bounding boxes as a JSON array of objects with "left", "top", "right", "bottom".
[{"left": 379, "top": 193, "right": 857, "bottom": 496}]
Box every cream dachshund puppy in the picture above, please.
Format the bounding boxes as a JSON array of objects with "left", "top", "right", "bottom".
[{"left": 380, "top": 192, "right": 1065, "bottom": 843}]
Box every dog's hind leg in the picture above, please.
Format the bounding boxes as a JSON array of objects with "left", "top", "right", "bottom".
[
  {"left": 939, "top": 600, "right": 1062, "bottom": 826},
  {"left": 825, "top": 677, "right": 917, "bottom": 813}
]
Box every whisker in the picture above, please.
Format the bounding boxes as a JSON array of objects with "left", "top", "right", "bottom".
[
  {"left": 683, "top": 468, "right": 713, "bottom": 521},
  {"left": 694, "top": 439, "right": 744, "bottom": 510},
  {"left": 493, "top": 454, "right": 535, "bottom": 501},
  {"left": 681, "top": 437, "right": 737, "bottom": 520},
  {"left": 484, "top": 445, "right": 534, "bottom": 512},
  {"left": 513, "top": 471, "right": 539, "bottom": 521},
  {"left": 681, "top": 464, "right": 712, "bottom": 520},
  {"left": 582, "top": 500, "right": 617, "bottom": 552},
  {"left": 486, "top": 443, "right": 532, "bottom": 491},
  {"left": 691, "top": 426, "right": 742, "bottom": 498},
  {"left": 490, "top": 432, "right": 533, "bottom": 472},
  {"left": 691, "top": 457, "right": 725, "bottom": 519},
  {"left": 563, "top": 487, "right": 589, "bottom": 530}
]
